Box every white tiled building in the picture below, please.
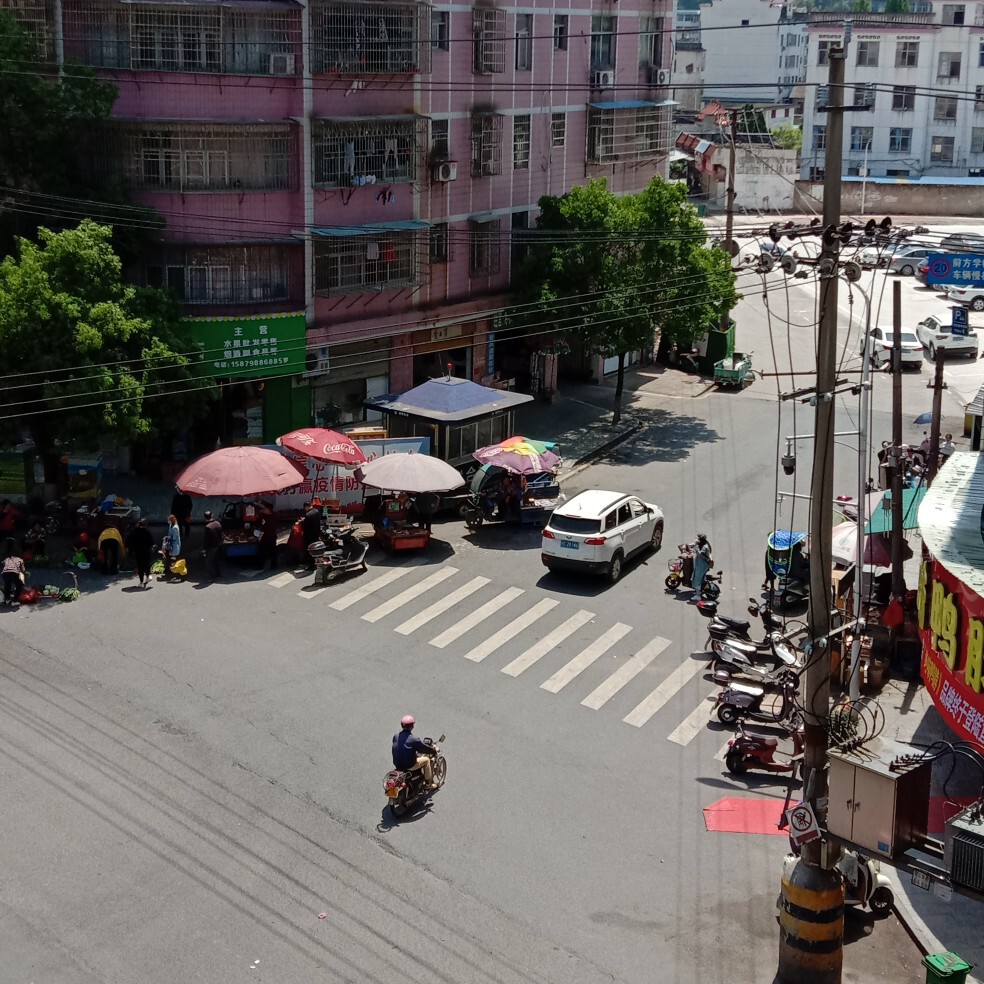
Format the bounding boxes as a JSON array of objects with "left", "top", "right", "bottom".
[{"left": 801, "top": 5, "right": 984, "bottom": 180}]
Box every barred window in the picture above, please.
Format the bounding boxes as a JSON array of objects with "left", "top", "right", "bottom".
[
  {"left": 313, "top": 117, "right": 424, "bottom": 187},
  {"left": 3, "top": 0, "right": 56, "bottom": 62},
  {"left": 586, "top": 104, "right": 670, "bottom": 165},
  {"left": 314, "top": 233, "right": 421, "bottom": 294},
  {"left": 513, "top": 115, "right": 530, "bottom": 169},
  {"left": 115, "top": 123, "right": 295, "bottom": 191},
  {"left": 473, "top": 7, "right": 505, "bottom": 74},
  {"left": 471, "top": 113, "right": 503, "bottom": 176},
  {"left": 551, "top": 112, "right": 566, "bottom": 148},
  {"left": 469, "top": 219, "right": 501, "bottom": 276},
  {"left": 312, "top": 1, "right": 431, "bottom": 74},
  {"left": 144, "top": 245, "right": 292, "bottom": 304}
]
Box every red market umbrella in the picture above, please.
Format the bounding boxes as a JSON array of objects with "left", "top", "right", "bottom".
[
  {"left": 355, "top": 452, "right": 465, "bottom": 494},
  {"left": 472, "top": 436, "right": 562, "bottom": 475},
  {"left": 277, "top": 427, "right": 366, "bottom": 466},
  {"left": 175, "top": 447, "right": 307, "bottom": 498}
]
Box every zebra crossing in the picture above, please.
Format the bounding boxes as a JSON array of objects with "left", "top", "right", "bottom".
[{"left": 263, "top": 560, "right": 726, "bottom": 745}]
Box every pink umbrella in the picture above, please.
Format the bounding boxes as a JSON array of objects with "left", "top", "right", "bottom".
[
  {"left": 175, "top": 447, "right": 307, "bottom": 498},
  {"left": 277, "top": 427, "right": 366, "bottom": 466},
  {"left": 829, "top": 522, "right": 912, "bottom": 568}
]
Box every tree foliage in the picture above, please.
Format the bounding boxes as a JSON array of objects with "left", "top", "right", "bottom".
[
  {"left": 512, "top": 178, "right": 738, "bottom": 423},
  {"left": 0, "top": 221, "right": 215, "bottom": 479},
  {"left": 771, "top": 125, "right": 803, "bottom": 152},
  {"left": 884, "top": 0, "right": 910, "bottom": 10}
]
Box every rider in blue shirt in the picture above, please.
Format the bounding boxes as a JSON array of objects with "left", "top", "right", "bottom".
[{"left": 392, "top": 715, "right": 436, "bottom": 788}]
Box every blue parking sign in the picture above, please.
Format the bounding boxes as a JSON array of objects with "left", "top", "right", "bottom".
[{"left": 952, "top": 306, "right": 969, "bottom": 337}]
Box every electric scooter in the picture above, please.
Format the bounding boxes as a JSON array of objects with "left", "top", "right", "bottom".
[
  {"left": 725, "top": 720, "right": 805, "bottom": 776},
  {"left": 714, "top": 670, "right": 801, "bottom": 727},
  {"left": 708, "top": 634, "right": 803, "bottom": 683}
]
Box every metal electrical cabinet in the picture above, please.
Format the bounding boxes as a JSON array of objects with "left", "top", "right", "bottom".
[{"left": 827, "top": 738, "right": 932, "bottom": 858}]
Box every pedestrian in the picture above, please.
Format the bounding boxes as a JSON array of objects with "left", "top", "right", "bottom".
[
  {"left": 171, "top": 487, "right": 193, "bottom": 541},
  {"left": 257, "top": 502, "right": 278, "bottom": 570},
  {"left": 160, "top": 513, "right": 182, "bottom": 581},
  {"left": 941, "top": 433, "right": 956, "bottom": 460},
  {"left": 202, "top": 510, "right": 223, "bottom": 580},
  {"left": 126, "top": 518, "right": 155, "bottom": 588},
  {"left": 2, "top": 550, "right": 26, "bottom": 606},
  {"left": 691, "top": 532, "right": 712, "bottom": 602},
  {"left": 97, "top": 524, "right": 126, "bottom": 575}
]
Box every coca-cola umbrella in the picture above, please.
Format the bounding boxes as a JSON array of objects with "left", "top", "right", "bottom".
[
  {"left": 472, "top": 436, "right": 561, "bottom": 475},
  {"left": 175, "top": 447, "right": 307, "bottom": 498},
  {"left": 277, "top": 427, "right": 366, "bottom": 466},
  {"left": 355, "top": 452, "right": 465, "bottom": 494}
]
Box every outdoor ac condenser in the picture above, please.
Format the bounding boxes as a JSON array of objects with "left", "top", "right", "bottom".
[{"left": 945, "top": 804, "right": 984, "bottom": 892}]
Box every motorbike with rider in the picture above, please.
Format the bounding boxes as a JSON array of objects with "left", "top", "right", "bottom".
[{"left": 385, "top": 715, "right": 447, "bottom": 816}]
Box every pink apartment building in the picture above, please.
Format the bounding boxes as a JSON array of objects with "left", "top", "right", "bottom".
[{"left": 7, "top": 0, "right": 672, "bottom": 443}]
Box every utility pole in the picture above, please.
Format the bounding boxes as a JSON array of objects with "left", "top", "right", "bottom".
[
  {"left": 719, "top": 109, "right": 739, "bottom": 335},
  {"left": 927, "top": 347, "right": 946, "bottom": 485},
  {"left": 890, "top": 281, "right": 905, "bottom": 600},
  {"left": 777, "top": 39, "right": 846, "bottom": 984}
]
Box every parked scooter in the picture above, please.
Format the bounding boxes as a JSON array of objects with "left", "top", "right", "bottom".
[
  {"left": 709, "top": 635, "right": 802, "bottom": 684},
  {"left": 309, "top": 527, "right": 369, "bottom": 584},
  {"left": 707, "top": 599, "right": 785, "bottom": 644},
  {"left": 714, "top": 670, "right": 801, "bottom": 727},
  {"left": 382, "top": 734, "right": 447, "bottom": 817},
  {"left": 837, "top": 850, "right": 895, "bottom": 916},
  {"left": 726, "top": 720, "right": 805, "bottom": 776}
]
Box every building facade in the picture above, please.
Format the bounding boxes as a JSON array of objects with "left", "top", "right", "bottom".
[
  {"left": 801, "top": 4, "right": 984, "bottom": 182},
  {"left": 4, "top": 0, "right": 673, "bottom": 444}
]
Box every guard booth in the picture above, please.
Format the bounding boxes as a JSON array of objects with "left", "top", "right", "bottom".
[{"left": 364, "top": 377, "right": 533, "bottom": 480}]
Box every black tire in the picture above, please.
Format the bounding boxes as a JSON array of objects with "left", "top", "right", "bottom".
[
  {"left": 432, "top": 754, "right": 447, "bottom": 788},
  {"left": 726, "top": 750, "right": 748, "bottom": 775},
  {"left": 869, "top": 886, "right": 894, "bottom": 916},
  {"left": 928, "top": 343, "right": 936, "bottom": 359},
  {"left": 899, "top": 264, "right": 914, "bottom": 276},
  {"left": 464, "top": 511, "right": 483, "bottom": 532},
  {"left": 717, "top": 704, "right": 741, "bottom": 725},
  {"left": 392, "top": 794, "right": 409, "bottom": 818},
  {"left": 702, "top": 580, "right": 721, "bottom": 601},
  {"left": 665, "top": 573, "right": 680, "bottom": 590},
  {"left": 457, "top": 503, "right": 471, "bottom": 519},
  {"left": 972, "top": 297, "right": 984, "bottom": 312},
  {"left": 607, "top": 552, "right": 624, "bottom": 585},
  {"left": 650, "top": 522, "right": 664, "bottom": 553}
]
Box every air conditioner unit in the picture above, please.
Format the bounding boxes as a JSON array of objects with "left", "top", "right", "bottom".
[
  {"left": 591, "top": 69, "right": 614, "bottom": 89},
  {"left": 650, "top": 67, "right": 670, "bottom": 86},
  {"left": 433, "top": 161, "right": 458, "bottom": 182},
  {"left": 301, "top": 347, "right": 330, "bottom": 379},
  {"left": 269, "top": 52, "right": 295, "bottom": 76}
]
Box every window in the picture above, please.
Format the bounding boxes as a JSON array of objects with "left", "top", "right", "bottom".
[
  {"left": 431, "top": 10, "right": 449, "bottom": 50},
  {"left": 145, "top": 245, "right": 290, "bottom": 304},
  {"left": 938, "top": 51, "right": 961, "bottom": 79},
  {"left": 470, "top": 112, "right": 503, "bottom": 175},
  {"left": 809, "top": 166, "right": 825, "bottom": 180},
  {"left": 853, "top": 84, "right": 875, "bottom": 108},
  {"left": 980, "top": 40, "right": 984, "bottom": 68},
  {"left": 934, "top": 96, "right": 958, "bottom": 121},
  {"left": 510, "top": 210, "right": 530, "bottom": 270},
  {"left": 553, "top": 15, "right": 568, "bottom": 51},
  {"left": 312, "top": 3, "right": 429, "bottom": 74},
  {"left": 812, "top": 124, "right": 826, "bottom": 151},
  {"left": 977, "top": 85, "right": 984, "bottom": 108},
  {"left": 850, "top": 127, "right": 873, "bottom": 152},
  {"left": 886, "top": 168, "right": 910, "bottom": 177},
  {"left": 590, "top": 15, "right": 615, "bottom": 69},
  {"left": 640, "top": 16, "right": 663, "bottom": 68},
  {"left": 130, "top": 10, "right": 221, "bottom": 72},
  {"left": 892, "top": 85, "right": 915, "bottom": 111},
  {"left": 515, "top": 13, "right": 531, "bottom": 70},
  {"left": 512, "top": 115, "right": 530, "bottom": 169},
  {"left": 586, "top": 104, "right": 669, "bottom": 163},
  {"left": 430, "top": 119, "right": 449, "bottom": 159},
  {"left": 931, "top": 135, "right": 955, "bottom": 163},
  {"left": 473, "top": 7, "right": 505, "bottom": 74},
  {"left": 469, "top": 219, "right": 501, "bottom": 276},
  {"left": 314, "top": 232, "right": 420, "bottom": 295},
  {"left": 429, "top": 223, "right": 450, "bottom": 263},
  {"left": 856, "top": 41, "right": 879, "bottom": 67},
  {"left": 551, "top": 112, "right": 566, "bottom": 147},
  {"left": 313, "top": 117, "right": 424, "bottom": 187},
  {"left": 889, "top": 127, "right": 912, "bottom": 153},
  {"left": 942, "top": 4, "right": 965, "bottom": 24},
  {"left": 817, "top": 40, "right": 832, "bottom": 66},
  {"left": 973, "top": 128, "right": 984, "bottom": 154}
]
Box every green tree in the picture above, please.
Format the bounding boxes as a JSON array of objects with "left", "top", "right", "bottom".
[
  {"left": 884, "top": 0, "right": 910, "bottom": 10},
  {"left": 0, "top": 220, "right": 215, "bottom": 480},
  {"left": 852, "top": 0, "right": 872, "bottom": 11},
  {"left": 737, "top": 105, "right": 769, "bottom": 141},
  {"left": 513, "top": 178, "right": 738, "bottom": 424},
  {"left": 771, "top": 125, "right": 803, "bottom": 152}
]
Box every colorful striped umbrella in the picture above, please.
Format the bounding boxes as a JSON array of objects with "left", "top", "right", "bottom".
[{"left": 472, "top": 436, "right": 561, "bottom": 475}]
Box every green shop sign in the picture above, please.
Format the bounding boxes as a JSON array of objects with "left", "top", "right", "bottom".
[{"left": 184, "top": 311, "right": 307, "bottom": 380}]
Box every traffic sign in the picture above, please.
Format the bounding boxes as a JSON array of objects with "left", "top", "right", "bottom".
[
  {"left": 951, "top": 306, "right": 969, "bottom": 337},
  {"left": 927, "top": 253, "right": 984, "bottom": 287},
  {"left": 785, "top": 801, "right": 821, "bottom": 846}
]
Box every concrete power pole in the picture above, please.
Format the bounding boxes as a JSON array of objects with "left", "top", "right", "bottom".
[
  {"left": 719, "top": 110, "right": 739, "bottom": 335},
  {"left": 777, "top": 41, "right": 847, "bottom": 984}
]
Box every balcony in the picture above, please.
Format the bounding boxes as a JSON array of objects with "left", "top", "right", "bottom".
[
  {"left": 807, "top": 10, "right": 935, "bottom": 24},
  {"left": 586, "top": 101, "right": 673, "bottom": 165},
  {"left": 312, "top": 223, "right": 429, "bottom": 296},
  {"left": 312, "top": 116, "right": 426, "bottom": 187}
]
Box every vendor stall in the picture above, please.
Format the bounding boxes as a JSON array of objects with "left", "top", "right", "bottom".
[{"left": 373, "top": 495, "right": 431, "bottom": 552}]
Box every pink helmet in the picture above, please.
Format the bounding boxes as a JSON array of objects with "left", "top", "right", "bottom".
[{"left": 401, "top": 715, "right": 415, "bottom": 728}]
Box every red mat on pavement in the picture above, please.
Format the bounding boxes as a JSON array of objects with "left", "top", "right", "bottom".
[{"left": 702, "top": 797, "right": 786, "bottom": 836}]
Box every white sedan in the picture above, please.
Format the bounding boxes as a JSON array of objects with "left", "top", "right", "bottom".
[
  {"left": 862, "top": 327, "right": 924, "bottom": 370},
  {"left": 914, "top": 315, "right": 978, "bottom": 359},
  {"left": 945, "top": 286, "right": 984, "bottom": 313}
]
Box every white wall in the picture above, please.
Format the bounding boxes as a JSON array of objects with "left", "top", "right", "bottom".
[{"left": 700, "top": 0, "right": 782, "bottom": 102}]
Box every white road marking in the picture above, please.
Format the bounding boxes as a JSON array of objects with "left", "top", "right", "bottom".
[
  {"left": 298, "top": 585, "right": 323, "bottom": 600},
  {"left": 501, "top": 610, "right": 595, "bottom": 677},
  {"left": 268, "top": 571, "right": 296, "bottom": 589},
  {"left": 394, "top": 576, "right": 490, "bottom": 635},
  {"left": 624, "top": 656, "right": 706, "bottom": 729},
  {"left": 665, "top": 693, "right": 719, "bottom": 745},
  {"left": 329, "top": 566, "right": 416, "bottom": 611},
  {"left": 361, "top": 568, "right": 458, "bottom": 623},
  {"left": 540, "top": 623, "right": 633, "bottom": 693},
  {"left": 581, "top": 636, "right": 671, "bottom": 710},
  {"left": 462, "top": 599, "right": 560, "bottom": 663},
  {"left": 429, "top": 587, "right": 525, "bottom": 649}
]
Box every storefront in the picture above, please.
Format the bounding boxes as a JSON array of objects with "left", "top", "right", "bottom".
[
  {"left": 185, "top": 311, "right": 310, "bottom": 444},
  {"left": 916, "top": 451, "right": 984, "bottom": 744},
  {"left": 409, "top": 322, "right": 476, "bottom": 386},
  {"left": 308, "top": 337, "right": 391, "bottom": 427}
]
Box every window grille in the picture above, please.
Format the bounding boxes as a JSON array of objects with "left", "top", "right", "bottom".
[
  {"left": 144, "top": 245, "right": 292, "bottom": 304},
  {"left": 313, "top": 116, "right": 425, "bottom": 187},
  {"left": 471, "top": 113, "right": 503, "bottom": 175},
  {"left": 4, "top": 0, "right": 55, "bottom": 62},
  {"left": 469, "top": 219, "right": 501, "bottom": 276},
  {"left": 113, "top": 123, "right": 295, "bottom": 191},
  {"left": 513, "top": 115, "right": 530, "bottom": 169},
  {"left": 896, "top": 40, "right": 918, "bottom": 67},
  {"left": 313, "top": 231, "right": 425, "bottom": 295},
  {"left": 473, "top": 7, "right": 505, "bottom": 74},
  {"left": 63, "top": 1, "right": 299, "bottom": 74},
  {"left": 586, "top": 104, "right": 671, "bottom": 165},
  {"left": 931, "top": 135, "right": 955, "bottom": 162},
  {"left": 311, "top": 1, "right": 431, "bottom": 74},
  {"left": 892, "top": 85, "right": 915, "bottom": 111},
  {"left": 590, "top": 14, "right": 615, "bottom": 68},
  {"left": 551, "top": 112, "right": 566, "bottom": 148},
  {"left": 430, "top": 223, "right": 451, "bottom": 262}
]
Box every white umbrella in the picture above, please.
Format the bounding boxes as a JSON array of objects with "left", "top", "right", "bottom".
[{"left": 355, "top": 452, "right": 465, "bottom": 494}]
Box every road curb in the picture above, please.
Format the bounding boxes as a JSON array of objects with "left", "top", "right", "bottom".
[{"left": 562, "top": 423, "right": 643, "bottom": 480}]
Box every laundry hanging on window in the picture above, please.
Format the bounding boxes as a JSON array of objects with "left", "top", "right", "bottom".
[
  {"left": 383, "top": 138, "right": 398, "bottom": 165},
  {"left": 381, "top": 242, "right": 397, "bottom": 263},
  {"left": 343, "top": 142, "right": 356, "bottom": 174},
  {"left": 366, "top": 241, "right": 380, "bottom": 261}
]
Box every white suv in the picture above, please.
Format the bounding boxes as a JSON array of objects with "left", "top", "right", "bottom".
[{"left": 541, "top": 490, "right": 664, "bottom": 584}]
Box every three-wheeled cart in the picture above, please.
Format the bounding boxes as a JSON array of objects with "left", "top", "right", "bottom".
[{"left": 713, "top": 353, "right": 753, "bottom": 388}]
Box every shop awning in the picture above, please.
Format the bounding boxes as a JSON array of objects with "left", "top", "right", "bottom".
[
  {"left": 865, "top": 486, "right": 926, "bottom": 535},
  {"left": 365, "top": 376, "right": 533, "bottom": 423},
  {"left": 310, "top": 220, "right": 429, "bottom": 238}
]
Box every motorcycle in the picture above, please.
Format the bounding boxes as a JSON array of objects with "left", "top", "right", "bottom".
[
  {"left": 383, "top": 735, "right": 447, "bottom": 817},
  {"left": 837, "top": 850, "right": 895, "bottom": 916},
  {"left": 714, "top": 670, "right": 801, "bottom": 727},
  {"left": 726, "top": 720, "right": 805, "bottom": 776},
  {"left": 665, "top": 544, "right": 722, "bottom": 600},
  {"left": 309, "top": 527, "right": 368, "bottom": 584},
  {"left": 706, "top": 599, "right": 790, "bottom": 644}
]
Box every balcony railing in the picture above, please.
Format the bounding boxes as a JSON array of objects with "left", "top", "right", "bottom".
[
  {"left": 311, "top": 1, "right": 432, "bottom": 74},
  {"left": 808, "top": 11, "right": 935, "bottom": 24},
  {"left": 586, "top": 102, "right": 672, "bottom": 165}
]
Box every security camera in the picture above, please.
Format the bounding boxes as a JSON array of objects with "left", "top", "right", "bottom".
[{"left": 782, "top": 453, "right": 796, "bottom": 476}]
